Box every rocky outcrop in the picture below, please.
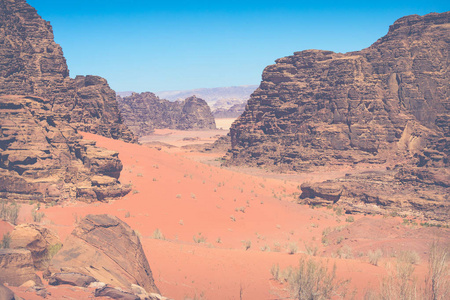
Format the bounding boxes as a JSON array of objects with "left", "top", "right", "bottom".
[
  {"left": 0, "top": 249, "right": 42, "bottom": 287},
  {"left": 49, "top": 214, "right": 160, "bottom": 294},
  {"left": 229, "top": 12, "right": 449, "bottom": 171},
  {"left": 9, "top": 224, "right": 61, "bottom": 270},
  {"left": 213, "top": 103, "right": 246, "bottom": 118},
  {"left": 299, "top": 166, "right": 450, "bottom": 221},
  {"left": 48, "top": 272, "right": 97, "bottom": 287},
  {"left": 117, "top": 92, "right": 216, "bottom": 137},
  {"left": 0, "top": 283, "right": 16, "bottom": 300},
  {"left": 0, "top": 0, "right": 135, "bottom": 142},
  {"left": 0, "top": 95, "right": 131, "bottom": 203}
]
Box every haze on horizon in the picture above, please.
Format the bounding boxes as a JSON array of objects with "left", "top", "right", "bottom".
[{"left": 27, "top": 0, "right": 448, "bottom": 93}]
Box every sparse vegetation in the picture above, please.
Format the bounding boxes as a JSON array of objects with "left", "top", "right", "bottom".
[
  {"left": 345, "top": 216, "right": 354, "bottom": 223},
  {"left": 152, "top": 228, "right": 165, "bottom": 240},
  {"left": 368, "top": 249, "right": 383, "bottom": 266},
  {"left": 230, "top": 215, "right": 236, "bottom": 222},
  {"left": 242, "top": 240, "right": 251, "bottom": 250},
  {"left": 274, "top": 257, "right": 350, "bottom": 300},
  {"left": 288, "top": 242, "right": 298, "bottom": 255},
  {"left": 124, "top": 211, "right": 131, "bottom": 218},
  {"left": 304, "top": 243, "right": 318, "bottom": 256},
  {"left": 32, "top": 209, "right": 45, "bottom": 223},
  {"left": 0, "top": 200, "right": 20, "bottom": 225},
  {"left": 193, "top": 233, "right": 206, "bottom": 243},
  {"left": 1, "top": 232, "right": 11, "bottom": 249}
]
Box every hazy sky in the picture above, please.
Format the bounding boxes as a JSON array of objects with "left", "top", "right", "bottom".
[{"left": 27, "top": 0, "right": 448, "bottom": 92}]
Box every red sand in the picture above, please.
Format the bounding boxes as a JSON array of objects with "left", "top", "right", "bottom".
[{"left": 26, "top": 132, "right": 448, "bottom": 300}]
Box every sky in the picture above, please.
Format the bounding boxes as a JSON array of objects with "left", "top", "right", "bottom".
[{"left": 27, "top": 0, "right": 448, "bottom": 93}]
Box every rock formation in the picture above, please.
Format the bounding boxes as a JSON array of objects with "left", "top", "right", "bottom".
[
  {"left": 0, "top": 95, "right": 131, "bottom": 203},
  {"left": 213, "top": 103, "right": 246, "bottom": 118},
  {"left": 117, "top": 92, "right": 216, "bottom": 137},
  {"left": 0, "top": 249, "right": 42, "bottom": 286},
  {"left": 49, "top": 214, "right": 160, "bottom": 294},
  {"left": 229, "top": 12, "right": 449, "bottom": 171},
  {"left": 228, "top": 12, "right": 449, "bottom": 221},
  {"left": 9, "top": 224, "right": 61, "bottom": 270},
  {"left": 0, "top": 0, "right": 135, "bottom": 142}
]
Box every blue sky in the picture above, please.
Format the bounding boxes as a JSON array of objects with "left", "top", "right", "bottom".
[{"left": 27, "top": 0, "right": 448, "bottom": 92}]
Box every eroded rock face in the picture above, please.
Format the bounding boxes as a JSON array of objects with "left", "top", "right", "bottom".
[
  {"left": 0, "top": 0, "right": 135, "bottom": 142},
  {"left": 0, "top": 249, "right": 42, "bottom": 287},
  {"left": 117, "top": 92, "right": 216, "bottom": 137},
  {"left": 213, "top": 102, "right": 246, "bottom": 118},
  {"left": 0, "top": 95, "right": 131, "bottom": 203},
  {"left": 229, "top": 12, "right": 449, "bottom": 171},
  {"left": 49, "top": 214, "right": 160, "bottom": 294},
  {"left": 9, "top": 224, "right": 61, "bottom": 270}
]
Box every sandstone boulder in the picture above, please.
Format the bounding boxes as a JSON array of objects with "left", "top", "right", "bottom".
[
  {"left": 9, "top": 224, "right": 61, "bottom": 270},
  {"left": 49, "top": 214, "right": 159, "bottom": 294},
  {"left": 48, "top": 272, "right": 97, "bottom": 287},
  {"left": 94, "top": 286, "right": 139, "bottom": 300},
  {"left": 0, "top": 249, "right": 42, "bottom": 287},
  {"left": 0, "top": 283, "right": 15, "bottom": 300}
]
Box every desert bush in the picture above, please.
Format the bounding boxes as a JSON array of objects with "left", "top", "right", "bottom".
[
  {"left": 1, "top": 232, "right": 11, "bottom": 249},
  {"left": 368, "top": 249, "right": 383, "bottom": 266},
  {"left": 424, "top": 241, "right": 449, "bottom": 300},
  {"left": 287, "top": 258, "right": 349, "bottom": 300},
  {"left": 288, "top": 242, "right": 298, "bottom": 255},
  {"left": 193, "top": 233, "right": 206, "bottom": 243},
  {"left": 32, "top": 210, "right": 45, "bottom": 223},
  {"left": 397, "top": 250, "right": 421, "bottom": 265},
  {"left": 0, "top": 201, "right": 20, "bottom": 225},
  {"left": 242, "top": 240, "right": 251, "bottom": 250},
  {"left": 124, "top": 211, "right": 130, "bottom": 218},
  {"left": 47, "top": 243, "right": 62, "bottom": 259},
  {"left": 337, "top": 245, "right": 353, "bottom": 259},
  {"left": 304, "top": 243, "right": 318, "bottom": 256},
  {"left": 271, "top": 263, "right": 280, "bottom": 280},
  {"left": 345, "top": 216, "right": 355, "bottom": 222},
  {"left": 152, "top": 228, "right": 165, "bottom": 240},
  {"left": 230, "top": 215, "right": 236, "bottom": 222}
]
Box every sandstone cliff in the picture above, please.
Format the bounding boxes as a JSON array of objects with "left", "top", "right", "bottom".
[
  {"left": 228, "top": 12, "right": 449, "bottom": 221},
  {"left": 0, "top": 0, "right": 135, "bottom": 142},
  {"left": 0, "top": 95, "right": 131, "bottom": 203},
  {"left": 229, "top": 12, "right": 449, "bottom": 171},
  {"left": 117, "top": 92, "right": 216, "bottom": 137}
]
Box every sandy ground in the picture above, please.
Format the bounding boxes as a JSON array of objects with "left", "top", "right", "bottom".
[
  {"left": 215, "top": 118, "right": 236, "bottom": 130},
  {"left": 6, "top": 129, "right": 449, "bottom": 300}
]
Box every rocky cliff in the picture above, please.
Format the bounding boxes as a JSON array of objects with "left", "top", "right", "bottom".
[
  {"left": 0, "top": 0, "right": 135, "bottom": 142},
  {"left": 117, "top": 92, "right": 216, "bottom": 137},
  {"left": 0, "top": 95, "right": 131, "bottom": 204},
  {"left": 228, "top": 12, "right": 449, "bottom": 221},
  {"left": 213, "top": 102, "right": 246, "bottom": 118},
  {"left": 229, "top": 12, "right": 449, "bottom": 171}
]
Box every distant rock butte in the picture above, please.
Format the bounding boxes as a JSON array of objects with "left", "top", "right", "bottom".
[
  {"left": 227, "top": 12, "right": 449, "bottom": 221},
  {"left": 0, "top": 0, "right": 135, "bottom": 142},
  {"left": 230, "top": 12, "right": 449, "bottom": 171},
  {"left": 0, "top": 95, "right": 131, "bottom": 204},
  {"left": 117, "top": 92, "right": 216, "bottom": 137},
  {"left": 49, "top": 214, "right": 160, "bottom": 295},
  {"left": 213, "top": 102, "right": 246, "bottom": 118}
]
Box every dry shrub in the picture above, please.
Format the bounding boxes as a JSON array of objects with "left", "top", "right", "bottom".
[
  {"left": 287, "top": 258, "right": 350, "bottom": 300},
  {"left": 368, "top": 249, "right": 383, "bottom": 266}
]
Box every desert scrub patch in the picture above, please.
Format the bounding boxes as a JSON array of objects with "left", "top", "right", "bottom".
[
  {"left": 193, "top": 233, "right": 206, "bottom": 243},
  {"left": 152, "top": 228, "right": 165, "bottom": 240},
  {"left": 368, "top": 249, "right": 383, "bottom": 266}
]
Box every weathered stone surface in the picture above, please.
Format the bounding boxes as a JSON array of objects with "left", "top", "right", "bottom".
[
  {"left": 0, "top": 283, "right": 15, "bottom": 300},
  {"left": 49, "top": 214, "right": 159, "bottom": 294},
  {"left": 0, "top": 95, "right": 131, "bottom": 203},
  {"left": 9, "top": 224, "right": 61, "bottom": 270},
  {"left": 117, "top": 93, "right": 216, "bottom": 137},
  {"left": 299, "top": 166, "right": 450, "bottom": 222},
  {"left": 94, "top": 286, "right": 139, "bottom": 300},
  {"left": 0, "top": 249, "right": 42, "bottom": 287},
  {"left": 0, "top": 0, "right": 135, "bottom": 142},
  {"left": 48, "top": 272, "right": 97, "bottom": 287},
  {"left": 229, "top": 12, "right": 449, "bottom": 171}
]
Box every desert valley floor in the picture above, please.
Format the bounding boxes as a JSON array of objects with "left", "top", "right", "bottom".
[{"left": 2, "top": 125, "right": 448, "bottom": 300}]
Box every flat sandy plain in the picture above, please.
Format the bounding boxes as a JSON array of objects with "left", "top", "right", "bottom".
[{"left": 4, "top": 119, "right": 449, "bottom": 300}]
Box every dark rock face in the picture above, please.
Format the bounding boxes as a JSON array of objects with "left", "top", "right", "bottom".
[
  {"left": 0, "top": 0, "right": 135, "bottom": 142},
  {"left": 49, "top": 214, "right": 160, "bottom": 294},
  {"left": 0, "top": 95, "right": 131, "bottom": 203},
  {"left": 117, "top": 92, "right": 216, "bottom": 137},
  {"left": 229, "top": 12, "right": 449, "bottom": 171}
]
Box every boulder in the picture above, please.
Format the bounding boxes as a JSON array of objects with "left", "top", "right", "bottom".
[
  {"left": 48, "top": 272, "right": 97, "bottom": 287},
  {"left": 94, "top": 286, "right": 139, "bottom": 300},
  {"left": 0, "top": 249, "right": 42, "bottom": 287},
  {"left": 49, "top": 214, "right": 159, "bottom": 294},
  {"left": 0, "top": 283, "right": 15, "bottom": 300},
  {"left": 9, "top": 224, "right": 61, "bottom": 270}
]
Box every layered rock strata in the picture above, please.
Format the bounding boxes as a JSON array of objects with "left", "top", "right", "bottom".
[
  {"left": 229, "top": 12, "right": 449, "bottom": 171},
  {"left": 49, "top": 214, "right": 160, "bottom": 294},
  {"left": 117, "top": 92, "right": 216, "bottom": 137},
  {"left": 0, "top": 95, "right": 130, "bottom": 203},
  {"left": 0, "top": 0, "right": 135, "bottom": 142}
]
